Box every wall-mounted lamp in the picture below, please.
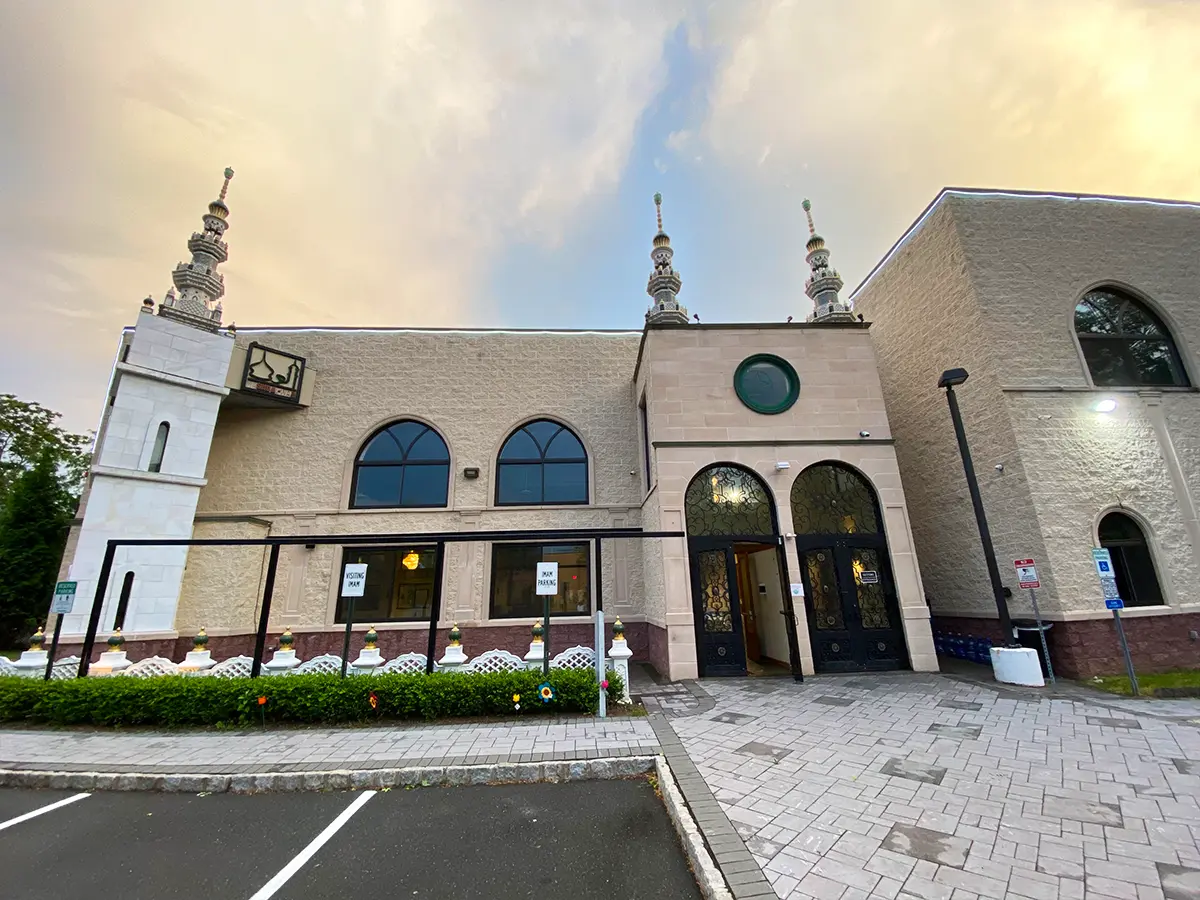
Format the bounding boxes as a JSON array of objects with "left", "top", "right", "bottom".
[
  {"left": 994, "top": 464, "right": 1005, "bottom": 473},
  {"left": 305, "top": 543, "right": 315, "bottom": 550},
  {"left": 1093, "top": 398, "right": 1118, "bottom": 413},
  {"left": 858, "top": 430, "right": 871, "bottom": 438},
  {"left": 463, "top": 467, "right": 480, "bottom": 479},
  {"left": 774, "top": 461, "right": 791, "bottom": 471}
]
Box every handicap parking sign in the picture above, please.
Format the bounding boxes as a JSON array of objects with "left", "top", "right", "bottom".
[{"left": 1098, "top": 560, "right": 1111, "bottom": 573}]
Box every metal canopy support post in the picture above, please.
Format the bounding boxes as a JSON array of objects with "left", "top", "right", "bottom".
[
  {"left": 595, "top": 608, "right": 607, "bottom": 718},
  {"left": 942, "top": 381, "right": 1016, "bottom": 645},
  {"left": 595, "top": 538, "right": 603, "bottom": 612},
  {"left": 251, "top": 543, "right": 281, "bottom": 678},
  {"left": 79, "top": 541, "right": 117, "bottom": 678},
  {"left": 425, "top": 541, "right": 446, "bottom": 674},
  {"left": 43, "top": 614, "right": 64, "bottom": 681},
  {"left": 1027, "top": 587, "right": 1055, "bottom": 685}
]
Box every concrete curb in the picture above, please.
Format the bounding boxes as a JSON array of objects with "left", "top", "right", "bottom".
[
  {"left": 0, "top": 756, "right": 656, "bottom": 794},
  {"left": 655, "top": 756, "right": 733, "bottom": 900}
]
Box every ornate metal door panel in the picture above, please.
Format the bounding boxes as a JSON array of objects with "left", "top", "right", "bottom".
[
  {"left": 799, "top": 540, "right": 906, "bottom": 673},
  {"left": 689, "top": 544, "right": 747, "bottom": 676}
]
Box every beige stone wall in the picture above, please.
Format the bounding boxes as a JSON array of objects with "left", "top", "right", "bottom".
[
  {"left": 853, "top": 193, "right": 1200, "bottom": 623},
  {"left": 180, "top": 329, "right": 648, "bottom": 634},
  {"left": 638, "top": 325, "right": 936, "bottom": 677}
]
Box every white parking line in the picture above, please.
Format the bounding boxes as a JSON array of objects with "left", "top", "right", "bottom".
[
  {"left": 247, "top": 790, "right": 376, "bottom": 900},
  {"left": 0, "top": 792, "right": 91, "bottom": 832}
]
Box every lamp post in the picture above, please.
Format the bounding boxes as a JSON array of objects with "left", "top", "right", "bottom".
[{"left": 938, "top": 368, "right": 1017, "bottom": 646}]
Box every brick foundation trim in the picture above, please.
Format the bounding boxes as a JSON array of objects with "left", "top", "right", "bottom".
[
  {"left": 52, "top": 621, "right": 647, "bottom": 669},
  {"left": 931, "top": 613, "right": 1200, "bottom": 679}
]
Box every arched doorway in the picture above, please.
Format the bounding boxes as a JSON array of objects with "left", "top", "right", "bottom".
[
  {"left": 1098, "top": 512, "right": 1165, "bottom": 607},
  {"left": 791, "top": 463, "right": 907, "bottom": 673},
  {"left": 684, "top": 464, "right": 797, "bottom": 677}
]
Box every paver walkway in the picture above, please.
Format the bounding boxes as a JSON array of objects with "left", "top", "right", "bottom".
[
  {"left": 0, "top": 717, "right": 658, "bottom": 773},
  {"left": 670, "top": 673, "right": 1200, "bottom": 900}
]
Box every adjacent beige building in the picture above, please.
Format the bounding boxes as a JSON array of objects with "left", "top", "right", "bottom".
[
  {"left": 853, "top": 189, "right": 1200, "bottom": 677},
  {"left": 58, "top": 181, "right": 937, "bottom": 680}
]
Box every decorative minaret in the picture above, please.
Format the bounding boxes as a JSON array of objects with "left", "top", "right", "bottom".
[
  {"left": 802, "top": 199, "right": 854, "bottom": 322},
  {"left": 60, "top": 169, "right": 239, "bottom": 646},
  {"left": 158, "top": 167, "right": 234, "bottom": 332},
  {"left": 645, "top": 192, "right": 689, "bottom": 326}
]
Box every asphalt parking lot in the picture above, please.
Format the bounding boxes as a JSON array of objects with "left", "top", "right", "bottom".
[{"left": 0, "top": 780, "right": 701, "bottom": 899}]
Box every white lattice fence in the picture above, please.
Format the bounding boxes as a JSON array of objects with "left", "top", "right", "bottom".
[
  {"left": 376, "top": 653, "right": 428, "bottom": 675},
  {"left": 208, "top": 655, "right": 254, "bottom": 679},
  {"left": 0, "top": 657, "right": 15, "bottom": 677},
  {"left": 549, "top": 645, "right": 596, "bottom": 670},
  {"left": 117, "top": 656, "right": 181, "bottom": 678},
  {"left": 459, "top": 649, "right": 524, "bottom": 674},
  {"left": 294, "top": 654, "right": 344, "bottom": 676}
]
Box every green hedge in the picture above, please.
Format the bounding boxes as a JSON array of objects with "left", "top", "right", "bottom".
[{"left": 0, "top": 668, "right": 624, "bottom": 727}]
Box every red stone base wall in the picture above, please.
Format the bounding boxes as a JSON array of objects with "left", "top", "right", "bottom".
[
  {"left": 54, "top": 621, "right": 648, "bottom": 669},
  {"left": 647, "top": 623, "right": 669, "bottom": 679},
  {"left": 931, "top": 613, "right": 1200, "bottom": 679}
]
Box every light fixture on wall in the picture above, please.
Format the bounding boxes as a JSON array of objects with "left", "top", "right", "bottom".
[
  {"left": 402, "top": 551, "right": 421, "bottom": 570},
  {"left": 1093, "top": 398, "right": 1118, "bottom": 413},
  {"left": 859, "top": 430, "right": 871, "bottom": 438},
  {"left": 463, "top": 467, "right": 480, "bottom": 479},
  {"left": 774, "top": 461, "right": 791, "bottom": 471}
]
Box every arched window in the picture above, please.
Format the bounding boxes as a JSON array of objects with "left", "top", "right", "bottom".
[
  {"left": 148, "top": 422, "right": 169, "bottom": 473},
  {"left": 1075, "top": 287, "right": 1190, "bottom": 387},
  {"left": 790, "top": 463, "right": 881, "bottom": 535},
  {"left": 496, "top": 420, "right": 588, "bottom": 505},
  {"left": 684, "top": 465, "right": 774, "bottom": 537},
  {"left": 351, "top": 421, "right": 450, "bottom": 508},
  {"left": 1098, "top": 512, "right": 1165, "bottom": 607}
]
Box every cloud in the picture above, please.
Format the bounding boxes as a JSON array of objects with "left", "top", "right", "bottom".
[
  {"left": 696, "top": 0, "right": 1200, "bottom": 296},
  {"left": 0, "top": 0, "right": 685, "bottom": 427}
]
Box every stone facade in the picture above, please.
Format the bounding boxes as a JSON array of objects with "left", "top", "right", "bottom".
[{"left": 853, "top": 190, "right": 1200, "bottom": 675}]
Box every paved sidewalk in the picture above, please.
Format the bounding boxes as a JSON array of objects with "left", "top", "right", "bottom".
[
  {"left": 0, "top": 717, "right": 658, "bottom": 774},
  {"left": 671, "top": 674, "right": 1200, "bottom": 900}
]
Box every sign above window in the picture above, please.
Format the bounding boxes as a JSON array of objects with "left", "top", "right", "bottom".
[
  {"left": 241, "top": 342, "right": 305, "bottom": 403},
  {"left": 734, "top": 354, "right": 800, "bottom": 415}
]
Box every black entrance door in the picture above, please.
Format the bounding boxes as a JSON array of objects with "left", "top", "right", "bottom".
[
  {"left": 688, "top": 541, "right": 748, "bottom": 676},
  {"left": 798, "top": 540, "right": 906, "bottom": 672}
]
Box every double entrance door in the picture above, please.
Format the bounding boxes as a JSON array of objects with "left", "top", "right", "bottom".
[{"left": 796, "top": 538, "right": 906, "bottom": 673}]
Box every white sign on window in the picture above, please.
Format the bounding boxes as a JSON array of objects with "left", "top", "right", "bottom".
[
  {"left": 342, "top": 563, "right": 368, "bottom": 597},
  {"left": 536, "top": 562, "right": 559, "bottom": 596},
  {"left": 790, "top": 583, "right": 804, "bottom": 598}
]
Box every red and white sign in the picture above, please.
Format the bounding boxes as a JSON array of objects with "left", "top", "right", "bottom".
[{"left": 1013, "top": 558, "right": 1040, "bottom": 589}]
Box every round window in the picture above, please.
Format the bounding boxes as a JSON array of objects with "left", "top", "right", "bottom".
[{"left": 734, "top": 354, "right": 800, "bottom": 414}]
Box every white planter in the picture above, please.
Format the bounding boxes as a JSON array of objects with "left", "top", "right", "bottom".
[{"left": 990, "top": 646, "right": 1045, "bottom": 687}]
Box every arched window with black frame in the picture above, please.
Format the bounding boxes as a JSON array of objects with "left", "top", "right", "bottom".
[
  {"left": 351, "top": 421, "right": 450, "bottom": 508},
  {"left": 496, "top": 419, "right": 588, "bottom": 506},
  {"left": 1074, "top": 287, "right": 1190, "bottom": 387},
  {"left": 1098, "top": 511, "right": 1165, "bottom": 608}
]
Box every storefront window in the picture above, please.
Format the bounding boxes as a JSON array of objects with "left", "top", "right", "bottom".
[
  {"left": 490, "top": 543, "right": 590, "bottom": 618},
  {"left": 336, "top": 546, "right": 438, "bottom": 622}
]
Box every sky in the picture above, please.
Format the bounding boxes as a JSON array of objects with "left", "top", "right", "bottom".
[{"left": 3, "top": 0, "right": 1200, "bottom": 432}]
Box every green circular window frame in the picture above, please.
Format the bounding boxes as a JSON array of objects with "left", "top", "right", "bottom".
[{"left": 734, "top": 354, "right": 800, "bottom": 415}]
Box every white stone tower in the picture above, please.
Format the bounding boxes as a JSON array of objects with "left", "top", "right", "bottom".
[
  {"left": 61, "top": 169, "right": 238, "bottom": 638},
  {"left": 802, "top": 198, "right": 855, "bottom": 322},
  {"left": 645, "top": 192, "right": 690, "bottom": 326}
]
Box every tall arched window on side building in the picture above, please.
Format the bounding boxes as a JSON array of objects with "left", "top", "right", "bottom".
[
  {"left": 1098, "top": 511, "right": 1165, "bottom": 608},
  {"left": 1075, "top": 287, "right": 1190, "bottom": 387}
]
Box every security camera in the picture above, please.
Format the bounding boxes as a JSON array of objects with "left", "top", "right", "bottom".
[
  {"left": 994, "top": 464, "right": 1005, "bottom": 473},
  {"left": 858, "top": 430, "right": 871, "bottom": 438}
]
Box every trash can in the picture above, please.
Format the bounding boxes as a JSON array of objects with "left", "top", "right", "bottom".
[{"left": 1012, "top": 620, "right": 1054, "bottom": 676}]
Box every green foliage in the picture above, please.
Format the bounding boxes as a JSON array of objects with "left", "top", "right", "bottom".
[
  {"left": 0, "top": 451, "right": 76, "bottom": 646},
  {"left": 0, "top": 394, "right": 91, "bottom": 505},
  {"left": 0, "top": 668, "right": 625, "bottom": 728},
  {"left": 1089, "top": 668, "right": 1200, "bottom": 697}
]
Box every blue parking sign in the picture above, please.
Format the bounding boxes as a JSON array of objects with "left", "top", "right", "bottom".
[{"left": 1105, "top": 598, "right": 1124, "bottom": 610}]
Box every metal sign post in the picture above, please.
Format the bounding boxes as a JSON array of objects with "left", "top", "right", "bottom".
[
  {"left": 595, "top": 609, "right": 607, "bottom": 718},
  {"left": 44, "top": 581, "right": 76, "bottom": 681},
  {"left": 1013, "top": 560, "right": 1054, "bottom": 685},
  {"left": 1092, "top": 548, "right": 1138, "bottom": 696},
  {"left": 339, "top": 563, "right": 368, "bottom": 677},
  {"left": 536, "top": 562, "right": 558, "bottom": 677}
]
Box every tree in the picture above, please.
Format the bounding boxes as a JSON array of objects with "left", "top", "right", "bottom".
[
  {"left": 0, "top": 394, "right": 91, "bottom": 506},
  {"left": 0, "top": 451, "right": 75, "bottom": 646}
]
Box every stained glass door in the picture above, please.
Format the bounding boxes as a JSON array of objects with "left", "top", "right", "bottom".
[
  {"left": 689, "top": 544, "right": 747, "bottom": 676},
  {"left": 799, "top": 541, "right": 906, "bottom": 672}
]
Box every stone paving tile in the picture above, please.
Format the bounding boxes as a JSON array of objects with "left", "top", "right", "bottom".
[{"left": 667, "top": 673, "right": 1200, "bottom": 900}]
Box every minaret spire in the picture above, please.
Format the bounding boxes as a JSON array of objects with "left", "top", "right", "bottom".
[
  {"left": 645, "top": 192, "right": 689, "bottom": 326},
  {"left": 801, "top": 198, "right": 853, "bottom": 323},
  {"left": 157, "top": 167, "right": 235, "bottom": 332}
]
